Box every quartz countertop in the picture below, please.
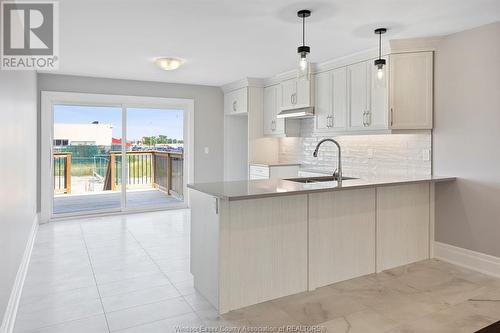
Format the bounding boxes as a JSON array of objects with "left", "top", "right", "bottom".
[{"left": 187, "top": 176, "right": 455, "bottom": 201}]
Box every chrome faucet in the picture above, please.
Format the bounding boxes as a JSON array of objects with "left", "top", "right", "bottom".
[{"left": 313, "top": 138, "right": 343, "bottom": 184}]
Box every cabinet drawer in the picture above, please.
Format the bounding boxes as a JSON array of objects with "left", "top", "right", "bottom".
[{"left": 249, "top": 165, "right": 270, "bottom": 178}]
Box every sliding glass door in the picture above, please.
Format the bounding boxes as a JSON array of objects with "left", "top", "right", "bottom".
[
  {"left": 52, "top": 105, "right": 123, "bottom": 215},
  {"left": 125, "top": 107, "right": 184, "bottom": 210},
  {"left": 51, "top": 104, "right": 185, "bottom": 217}
]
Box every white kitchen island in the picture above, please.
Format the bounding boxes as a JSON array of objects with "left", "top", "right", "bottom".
[{"left": 188, "top": 176, "right": 454, "bottom": 314}]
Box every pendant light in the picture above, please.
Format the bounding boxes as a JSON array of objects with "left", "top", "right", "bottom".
[
  {"left": 374, "top": 28, "right": 387, "bottom": 80},
  {"left": 297, "top": 9, "right": 311, "bottom": 80}
]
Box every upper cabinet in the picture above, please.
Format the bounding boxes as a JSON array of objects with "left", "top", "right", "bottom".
[
  {"left": 224, "top": 87, "right": 248, "bottom": 115},
  {"left": 347, "top": 58, "right": 389, "bottom": 131},
  {"left": 347, "top": 61, "right": 370, "bottom": 130},
  {"left": 280, "top": 78, "right": 313, "bottom": 110},
  {"left": 389, "top": 52, "right": 433, "bottom": 129},
  {"left": 314, "top": 68, "right": 347, "bottom": 132},
  {"left": 263, "top": 85, "right": 284, "bottom": 136}
]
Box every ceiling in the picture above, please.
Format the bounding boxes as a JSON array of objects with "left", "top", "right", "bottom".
[{"left": 52, "top": 0, "right": 500, "bottom": 86}]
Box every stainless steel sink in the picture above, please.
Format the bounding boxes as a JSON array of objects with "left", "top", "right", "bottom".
[{"left": 285, "top": 176, "right": 358, "bottom": 183}]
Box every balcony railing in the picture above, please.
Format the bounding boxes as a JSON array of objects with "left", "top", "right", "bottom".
[
  {"left": 54, "top": 151, "right": 183, "bottom": 198},
  {"left": 53, "top": 152, "right": 72, "bottom": 194}
]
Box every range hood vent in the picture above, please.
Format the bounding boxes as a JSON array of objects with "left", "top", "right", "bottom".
[{"left": 276, "top": 107, "right": 314, "bottom": 119}]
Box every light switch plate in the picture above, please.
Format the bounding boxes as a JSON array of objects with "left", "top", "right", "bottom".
[{"left": 204, "top": 147, "right": 209, "bottom": 154}]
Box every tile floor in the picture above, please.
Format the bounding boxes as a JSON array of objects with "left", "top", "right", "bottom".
[{"left": 14, "top": 210, "right": 500, "bottom": 333}]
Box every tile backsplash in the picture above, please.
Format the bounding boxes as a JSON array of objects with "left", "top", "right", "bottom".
[{"left": 279, "top": 119, "right": 431, "bottom": 178}]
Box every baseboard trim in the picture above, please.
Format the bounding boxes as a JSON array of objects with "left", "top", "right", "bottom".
[
  {"left": 0, "top": 214, "right": 39, "bottom": 333},
  {"left": 434, "top": 241, "right": 500, "bottom": 278}
]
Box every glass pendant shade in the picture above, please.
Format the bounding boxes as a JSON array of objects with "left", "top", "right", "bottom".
[
  {"left": 298, "top": 55, "right": 310, "bottom": 80},
  {"left": 376, "top": 65, "right": 385, "bottom": 80}
]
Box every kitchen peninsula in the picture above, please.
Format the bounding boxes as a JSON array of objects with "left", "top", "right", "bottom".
[{"left": 188, "top": 176, "right": 454, "bottom": 314}]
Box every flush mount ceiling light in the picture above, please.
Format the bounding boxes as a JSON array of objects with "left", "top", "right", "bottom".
[
  {"left": 155, "top": 57, "right": 184, "bottom": 71},
  {"left": 297, "top": 9, "right": 311, "bottom": 80},
  {"left": 374, "top": 28, "right": 387, "bottom": 80}
]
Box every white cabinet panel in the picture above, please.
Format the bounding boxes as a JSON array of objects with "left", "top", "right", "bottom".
[
  {"left": 280, "top": 79, "right": 297, "bottom": 110},
  {"left": 331, "top": 67, "right": 348, "bottom": 130},
  {"left": 390, "top": 52, "right": 433, "bottom": 129},
  {"left": 376, "top": 183, "right": 430, "bottom": 272},
  {"left": 280, "top": 78, "right": 313, "bottom": 110},
  {"left": 220, "top": 195, "right": 308, "bottom": 312},
  {"left": 249, "top": 164, "right": 299, "bottom": 180},
  {"left": 296, "top": 78, "right": 312, "bottom": 107},
  {"left": 309, "top": 189, "right": 376, "bottom": 289},
  {"left": 314, "top": 67, "right": 347, "bottom": 133},
  {"left": 263, "top": 85, "right": 284, "bottom": 136},
  {"left": 314, "top": 71, "right": 331, "bottom": 131},
  {"left": 224, "top": 87, "right": 248, "bottom": 115},
  {"left": 348, "top": 61, "right": 369, "bottom": 130}
]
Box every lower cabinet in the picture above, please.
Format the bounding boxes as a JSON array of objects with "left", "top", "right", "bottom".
[
  {"left": 376, "top": 183, "right": 430, "bottom": 271},
  {"left": 249, "top": 164, "right": 299, "bottom": 180},
  {"left": 308, "top": 183, "right": 431, "bottom": 289},
  {"left": 309, "top": 188, "right": 376, "bottom": 289}
]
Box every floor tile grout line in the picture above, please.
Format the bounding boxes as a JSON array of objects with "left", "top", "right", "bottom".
[
  {"left": 79, "top": 222, "right": 113, "bottom": 333},
  {"left": 125, "top": 227, "right": 209, "bottom": 324}
]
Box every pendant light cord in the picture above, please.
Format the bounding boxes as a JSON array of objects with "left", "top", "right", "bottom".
[
  {"left": 378, "top": 31, "right": 382, "bottom": 60},
  {"left": 302, "top": 15, "right": 305, "bottom": 47}
]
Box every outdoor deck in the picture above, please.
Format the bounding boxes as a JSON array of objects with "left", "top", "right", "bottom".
[{"left": 53, "top": 188, "right": 182, "bottom": 215}]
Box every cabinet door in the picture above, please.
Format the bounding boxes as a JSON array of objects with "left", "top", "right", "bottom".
[
  {"left": 390, "top": 52, "right": 433, "bottom": 129},
  {"left": 376, "top": 183, "right": 430, "bottom": 271},
  {"left": 367, "top": 57, "right": 389, "bottom": 129},
  {"left": 309, "top": 189, "right": 376, "bottom": 289},
  {"left": 275, "top": 86, "right": 284, "bottom": 133},
  {"left": 314, "top": 71, "right": 332, "bottom": 131},
  {"left": 296, "top": 78, "right": 311, "bottom": 108},
  {"left": 331, "top": 67, "right": 347, "bottom": 130},
  {"left": 263, "top": 86, "right": 276, "bottom": 135},
  {"left": 224, "top": 88, "right": 248, "bottom": 115},
  {"left": 347, "top": 62, "right": 369, "bottom": 130},
  {"left": 280, "top": 79, "right": 297, "bottom": 110},
  {"left": 263, "top": 85, "right": 284, "bottom": 136}
]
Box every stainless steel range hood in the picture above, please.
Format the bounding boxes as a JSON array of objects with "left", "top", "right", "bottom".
[{"left": 276, "top": 107, "right": 314, "bottom": 119}]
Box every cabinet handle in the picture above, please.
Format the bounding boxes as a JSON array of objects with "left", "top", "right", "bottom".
[
  {"left": 390, "top": 108, "right": 393, "bottom": 126},
  {"left": 331, "top": 114, "right": 334, "bottom": 128},
  {"left": 362, "top": 111, "right": 367, "bottom": 127},
  {"left": 232, "top": 101, "right": 237, "bottom": 112},
  {"left": 291, "top": 93, "right": 297, "bottom": 105},
  {"left": 366, "top": 110, "right": 371, "bottom": 126},
  {"left": 271, "top": 120, "right": 276, "bottom": 131}
]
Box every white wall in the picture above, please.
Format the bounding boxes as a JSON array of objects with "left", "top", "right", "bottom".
[
  {"left": 434, "top": 21, "right": 500, "bottom": 257},
  {"left": 0, "top": 72, "right": 37, "bottom": 321},
  {"left": 37, "top": 74, "right": 224, "bottom": 210}
]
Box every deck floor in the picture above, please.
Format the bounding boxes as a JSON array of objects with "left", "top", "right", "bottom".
[{"left": 53, "top": 189, "right": 182, "bottom": 215}]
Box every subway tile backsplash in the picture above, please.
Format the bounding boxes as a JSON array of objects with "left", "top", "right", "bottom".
[{"left": 279, "top": 119, "right": 431, "bottom": 178}]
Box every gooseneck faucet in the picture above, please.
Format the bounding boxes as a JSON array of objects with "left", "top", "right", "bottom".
[{"left": 313, "top": 138, "right": 343, "bottom": 184}]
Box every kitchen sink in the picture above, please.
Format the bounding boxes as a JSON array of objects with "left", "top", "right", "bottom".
[{"left": 285, "top": 176, "right": 358, "bottom": 183}]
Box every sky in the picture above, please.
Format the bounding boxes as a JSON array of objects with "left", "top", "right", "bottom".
[{"left": 54, "top": 105, "right": 184, "bottom": 141}]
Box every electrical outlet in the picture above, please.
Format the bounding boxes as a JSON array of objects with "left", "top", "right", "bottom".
[{"left": 422, "top": 149, "right": 431, "bottom": 161}]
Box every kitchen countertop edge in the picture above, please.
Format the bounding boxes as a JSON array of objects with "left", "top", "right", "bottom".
[{"left": 187, "top": 176, "right": 456, "bottom": 201}]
